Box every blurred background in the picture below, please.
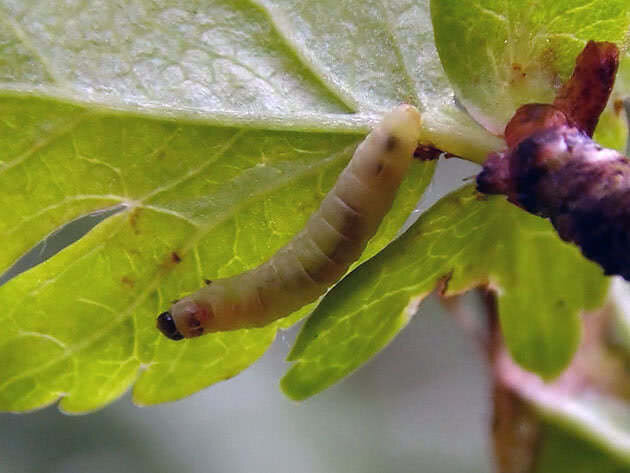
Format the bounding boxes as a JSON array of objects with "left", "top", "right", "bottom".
[{"left": 0, "top": 159, "right": 494, "bottom": 473}]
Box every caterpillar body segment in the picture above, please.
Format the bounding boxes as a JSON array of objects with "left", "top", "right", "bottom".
[{"left": 157, "top": 105, "right": 422, "bottom": 340}]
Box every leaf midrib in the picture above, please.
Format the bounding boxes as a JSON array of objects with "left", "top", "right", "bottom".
[{"left": 0, "top": 84, "right": 382, "bottom": 133}]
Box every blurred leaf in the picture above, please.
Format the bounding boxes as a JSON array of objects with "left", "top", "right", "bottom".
[
  {"left": 497, "top": 293, "right": 630, "bottom": 466},
  {"left": 610, "top": 278, "right": 630, "bottom": 354},
  {"left": 282, "top": 185, "right": 607, "bottom": 400},
  {"left": 618, "top": 50, "right": 630, "bottom": 98},
  {"left": 535, "top": 423, "right": 630, "bottom": 473},
  {"left": 431, "top": 0, "right": 630, "bottom": 134}
]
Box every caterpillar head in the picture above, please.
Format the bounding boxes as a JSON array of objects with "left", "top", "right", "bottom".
[
  {"left": 156, "top": 311, "right": 183, "bottom": 340},
  {"left": 157, "top": 298, "right": 213, "bottom": 340}
]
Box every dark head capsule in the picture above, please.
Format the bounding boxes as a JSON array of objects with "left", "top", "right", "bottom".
[{"left": 157, "top": 311, "right": 184, "bottom": 341}]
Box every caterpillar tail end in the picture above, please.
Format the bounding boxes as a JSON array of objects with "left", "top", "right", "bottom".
[
  {"left": 157, "top": 311, "right": 184, "bottom": 341},
  {"left": 380, "top": 104, "right": 422, "bottom": 149}
]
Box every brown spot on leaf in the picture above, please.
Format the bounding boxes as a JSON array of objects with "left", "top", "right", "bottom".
[
  {"left": 436, "top": 271, "right": 454, "bottom": 297},
  {"left": 171, "top": 252, "right": 182, "bottom": 263},
  {"left": 121, "top": 276, "right": 135, "bottom": 288},
  {"left": 128, "top": 208, "right": 141, "bottom": 234},
  {"left": 509, "top": 63, "right": 527, "bottom": 83},
  {"left": 539, "top": 45, "right": 560, "bottom": 85},
  {"left": 204, "top": 279, "right": 212, "bottom": 285},
  {"left": 614, "top": 99, "right": 624, "bottom": 115}
]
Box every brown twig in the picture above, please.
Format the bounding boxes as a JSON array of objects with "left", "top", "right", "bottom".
[
  {"left": 477, "top": 41, "right": 630, "bottom": 279},
  {"left": 483, "top": 290, "right": 542, "bottom": 473}
]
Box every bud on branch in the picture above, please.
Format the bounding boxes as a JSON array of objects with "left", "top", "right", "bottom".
[{"left": 477, "top": 41, "right": 630, "bottom": 279}]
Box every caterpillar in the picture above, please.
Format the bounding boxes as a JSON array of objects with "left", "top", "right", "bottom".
[{"left": 157, "top": 104, "right": 422, "bottom": 340}]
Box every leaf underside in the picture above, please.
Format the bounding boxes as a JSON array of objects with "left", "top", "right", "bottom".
[
  {"left": 282, "top": 186, "right": 608, "bottom": 400},
  {"left": 0, "top": 94, "right": 439, "bottom": 412}
]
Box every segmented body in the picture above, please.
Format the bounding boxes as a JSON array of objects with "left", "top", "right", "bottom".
[{"left": 157, "top": 104, "right": 422, "bottom": 340}]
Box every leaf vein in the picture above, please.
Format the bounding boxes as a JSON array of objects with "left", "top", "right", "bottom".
[{"left": 249, "top": 0, "right": 360, "bottom": 111}]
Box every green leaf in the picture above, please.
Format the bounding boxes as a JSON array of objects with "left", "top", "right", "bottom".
[
  {"left": 618, "top": 50, "right": 630, "bottom": 98},
  {"left": 497, "top": 291, "right": 630, "bottom": 466},
  {"left": 535, "top": 423, "right": 630, "bottom": 473},
  {"left": 593, "top": 100, "right": 628, "bottom": 152},
  {"left": 431, "top": 0, "right": 630, "bottom": 134},
  {"left": 0, "top": 96, "right": 435, "bottom": 413},
  {"left": 258, "top": 0, "right": 504, "bottom": 163},
  {"left": 0, "top": 0, "right": 469, "bottom": 412},
  {"left": 537, "top": 394, "right": 630, "bottom": 466},
  {"left": 597, "top": 47, "right": 630, "bottom": 153},
  {"left": 282, "top": 185, "right": 608, "bottom": 400}
]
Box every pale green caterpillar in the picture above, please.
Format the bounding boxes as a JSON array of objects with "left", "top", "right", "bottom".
[{"left": 157, "top": 104, "right": 422, "bottom": 340}]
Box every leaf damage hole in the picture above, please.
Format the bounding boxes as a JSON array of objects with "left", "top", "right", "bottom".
[{"left": 0, "top": 205, "right": 125, "bottom": 287}]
